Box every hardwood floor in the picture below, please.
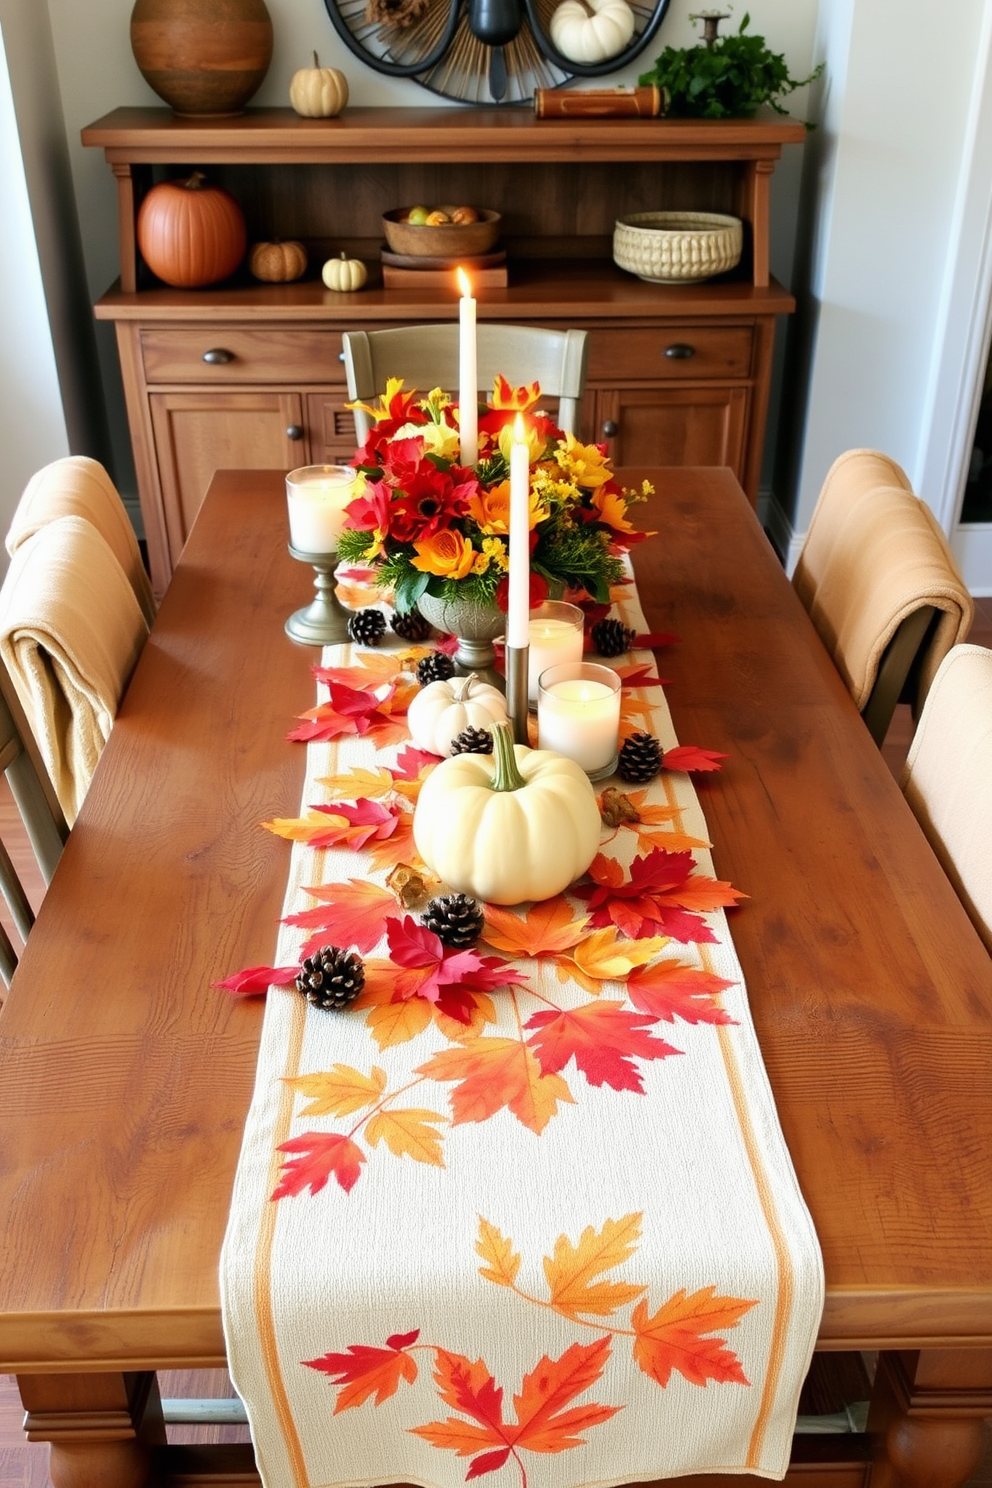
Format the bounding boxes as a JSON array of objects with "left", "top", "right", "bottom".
[{"left": 1, "top": 602, "right": 990, "bottom": 1486}]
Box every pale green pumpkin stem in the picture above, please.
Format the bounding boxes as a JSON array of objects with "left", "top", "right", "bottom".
[{"left": 490, "top": 720, "right": 526, "bottom": 793}]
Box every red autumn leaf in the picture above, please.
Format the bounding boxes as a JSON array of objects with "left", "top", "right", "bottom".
[
  {"left": 394, "top": 744, "right": 442, "bottom": 779},
  {"left": 636, "top": 630, "right": 679, "bottom": 648},
  {"left": 305, "top": 1329, "right": 420, "bottom": 1412},
  {"left": 410, "top": 1337, "right": 621, "bottom": 1477},
  {"left": 284, "top": 879, "right": 397, "bottom": 955},
  {"left": 524, "top": 1001, "right": 681, "bottom": 1093},
  {"left": 272, "top": 1132, "right": 366, "bottom": 1198},
  {"left": 213, "top": 963, "right": 300, "bottom": 996},
  {"left": 663, "top": 745, "right": 728, "bottom": 773},
  {"left": 386, "top": 917, "right": 527, "bottom": 1006},
  {"left": 574, "top": 849, "right": 745, "bottom": 943},
  {"left": 631, "top": 1288, "right": 757, "bottom": 1388},
  {"left": 387, "top": 913, "right": 445, "bottom": 969},
  {"left": 305, "top": 798, "right": 401, "bottom": 850},
  {"left": 627, "top": 960, "right": 737, "bottom": 1025},
  {"left": 287, "top": 681, "right": 397, "bottom": 743}
]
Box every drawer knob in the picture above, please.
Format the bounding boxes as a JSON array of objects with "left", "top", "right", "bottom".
[
  {"left": 601, "top": 420, "right": 618, "bottom": 438},
  {"left": 286, "top": 424, "right": 304, "bottom": 441},
  {"left": 202, "top": 347, "right": 234, "bottom": 365},
  {"left": 664, "top": 343, "right": 696, "bottom": 360}
]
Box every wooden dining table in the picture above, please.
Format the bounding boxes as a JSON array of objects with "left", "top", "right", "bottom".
[{"left": 0, "top": 466, "right": 989, "bottom": 1488}]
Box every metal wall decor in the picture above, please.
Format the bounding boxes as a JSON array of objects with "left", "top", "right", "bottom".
[{"left": 322, "top": 0, "right": 671, "bottom": 105}]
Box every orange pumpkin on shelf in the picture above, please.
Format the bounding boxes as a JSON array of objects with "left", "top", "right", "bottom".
[
  {"left": 136, "top": 172, "right": 247, "bottom": 288},
  {"left": 249, "top": 240, "right": 308, "bottom": 282}
]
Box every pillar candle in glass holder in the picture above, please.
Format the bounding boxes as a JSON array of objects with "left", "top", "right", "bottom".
[
  {"left": 537, "top": 661, "right": 621, "bottom": 776},
  {"left": 456, "top": 267, "right": 478, "bottom": 467},
  {"left": 527, "top": 600, "right": 584, "bottom": 703},
  {"left": 507, "top": 413, "right": 531, "bottom": 651},
  {"left": 286, "top": 465, "right": 359, "bottom": 554}
]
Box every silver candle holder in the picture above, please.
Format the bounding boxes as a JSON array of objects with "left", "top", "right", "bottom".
[{"left": 285, "top": 545, "right": 352, "bottom": 646}]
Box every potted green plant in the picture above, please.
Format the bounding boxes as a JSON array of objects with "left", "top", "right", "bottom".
[{"left": 639, "top": 10, "right": 823, "bottom": 120}]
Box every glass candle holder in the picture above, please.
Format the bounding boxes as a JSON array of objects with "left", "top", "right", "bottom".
[
  {"left": 527, "top": 600, "right": 585, "bottom": 704},
  {"left": 285, "top": 465, "right": 360, "bottom": 646},
  {"left": 537, "top": 661, "right": 621, "bottom": 779}
]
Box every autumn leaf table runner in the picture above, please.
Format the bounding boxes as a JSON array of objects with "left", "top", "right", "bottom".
[{"left": 220, "top": 576, "right": 824, "bottom": 1488}]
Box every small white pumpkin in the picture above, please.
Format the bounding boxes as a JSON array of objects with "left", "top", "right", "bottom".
[
  {"left": 549, "top": 0, "right": 635, "bottom": 63},
  {"left": 413, "top": 721, "right": 601, "bottom": 905},
  {"left": 321, "top": 251, "right": 368, "bottom": 292},
  {"left": 289, "top": 52, "right": 349, "bottom": 117},
  {"left": 407, "top": 671, "right": 509, "bottom": 756}
]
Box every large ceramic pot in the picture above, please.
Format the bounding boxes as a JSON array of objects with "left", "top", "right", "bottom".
[
  {"left": 417, "top": 593, "right": 506, "bottom": 690},
  {"left": 130, "top": 0, "right": 274, "bottom": 117}
]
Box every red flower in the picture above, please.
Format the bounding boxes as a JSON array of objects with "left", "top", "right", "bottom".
[
  {"left": 343, "top": 477, "right": 393, "bottom": 534},
  {"left": 495, "top": 567, "right": 548, "bottom": 612},
  {"left": 388, "top": 464, "right": 476, "bottom": 544}
]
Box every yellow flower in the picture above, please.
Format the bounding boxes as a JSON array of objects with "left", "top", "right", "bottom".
[
  {"left": 491, "top": 374, "right": 542, "bottom": 411},
  {"left": 471, "top": 550, "right": 491, "bottom": 575},
  {"left": 394, "top": 419, "right": 461, "bottom": 461},
  {"left": 346, "top": 376, "right": 411, "bottom": 425},
  {"left": 467, "top": 481, "right": 511, "bottom": 534},
  {"left": 556, "top": 432, "right": 612, "bottom": 489},
  {"left": 482, "top": 535, "right": 509, "bottom": 572},
  {"left": 592, "top": 485, "right": 635, "bottom": 533},
  {"left": 411, "top": 529, "right": 476, "bottom": 580},
  {"left": 497, "top": 420, "right": 546, "bottom": 464}
]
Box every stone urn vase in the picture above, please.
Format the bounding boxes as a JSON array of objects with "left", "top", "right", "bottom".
[
  {"left": 417, "top": 593, "right": 506, "bottom": 691},
  {"left": 130, "top": 0, "right": 274, "bottom": 117}
]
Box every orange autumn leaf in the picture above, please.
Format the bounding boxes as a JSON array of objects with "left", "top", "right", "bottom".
[
  {"left": 544, "top": 1214, "right": 647, "bottom": 1320},
  {"left": 366, "top": 713, "right": 417, "bottom": 750},
  {"left": 417, "top": 1037, "right": 573, "bottom": 1134},
  {"left": 482, "top": 898, "right": 591, "bottom": 958},
  {"left": 365, "top": 812, "right": 422, "bottom": 873},
  {"left": 524, "top": 1001, "right": 680, "bottom": 1093},
  {"left": 626, "top": 959, "right": 737, "bottom": 1025},
  {"left": 569, "top": 926, "right": 667, "bottom": 982},
  {"left": 435, "top": 992, "right": 497, "bottom": 1043},
  {"left": 318, "top": 653, "right": 405, "bottom": 689},
  {"left": 317, "top": 765, "right": 396, "bottom": 801},
  {"left": 262, "top": 809, "right": 341, "bottom": 843},
  {"left": 365, "top": 1108, "right": 447, "bottom": 1166},
  {"left": 305, "top": 1329, "right": 420, "bottom": 1412},
  {"left": 286, "top": 879, "right": 398, "bottom": 954},
  {"left": 285, "top": 1064, "right": 387, "bottom": 1118},
  {"left": 365, "top": 994, "right": 434, "bottom": 1047},
  {"left": 476, "top": 1217, "right": 521, "bottom": 1289},
  {"left": 635, "top": 827, "right": 711, "bottom": 854},
  {"left": 631, "top": 1287, "right": 757, "bottom": 1388}
]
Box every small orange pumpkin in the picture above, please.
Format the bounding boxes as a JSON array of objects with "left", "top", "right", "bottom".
[
  {"left": 137, "top": 172, "right": 247, "bottom": 288},
  {"left": 249, "top": 240, "right": 308, "bottom": 282}
]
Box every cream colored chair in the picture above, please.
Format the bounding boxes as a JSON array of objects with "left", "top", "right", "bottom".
[
  {"left": 901, "top": 644, "right": 992, "bottom": 954},
  {"left": 343, "top": 324, "right": 589, "bottom": 441},
  {"left": 0, "top": 516, "right": 149, "bottom": 824},
  {"left": 793, "top": 449, "right": 974, "bottom": 745},
  {"left": 6, "top": 455, "right": 156, "bottom": 626},
  {"left": 0, "top": 668, "right": 68, "bottom": 987}
]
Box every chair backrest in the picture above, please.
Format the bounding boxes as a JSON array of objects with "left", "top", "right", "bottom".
[
  {"left": 0, "top": 516, "right": 149, "bottom": 825},
  {"left": 343, "top": 324, "right": 590, "bottom": 441},
  {"left": 901, "top": 644, "right": 992, "bottom": 955},
  {"left": 793, "top": 448, "right": 974, "bottom": 745},
  {"left": 6, "top": 456, "right": 157, "bottom": 626},
  {"left": 0, "top": 666, "right": 68, "bottom": 988}
]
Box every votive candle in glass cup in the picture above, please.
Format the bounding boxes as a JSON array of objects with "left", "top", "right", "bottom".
[
  {"left": 537, "top": 661, "right": 621, "bottom": 778},
  {"left": 286, "top": 464, "right": 359, "bottom": 555},
  {"left": 527, "top": 600, "right": 584, "bottom": 704}
]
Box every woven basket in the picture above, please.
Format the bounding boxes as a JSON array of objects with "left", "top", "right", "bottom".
[{"left": 613, "top": 211, "right": 743, "bottom": 283}]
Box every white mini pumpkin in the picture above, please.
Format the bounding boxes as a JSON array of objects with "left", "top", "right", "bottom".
[
  {"left": 289, "top": 53, "right": 349, "bottom": 117},
  {"left": 549, "top": 0, "right": 635, "bottom": 63},
  {"left": 407, "top": 671, "right": 509, "bottom": 756},
  {"left": 321, "top": 252, "right": 368, "bottom": 292}
]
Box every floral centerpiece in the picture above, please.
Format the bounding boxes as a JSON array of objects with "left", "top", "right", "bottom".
[{"left": 336, "top": 377, "right": 651, "bottom": 616}]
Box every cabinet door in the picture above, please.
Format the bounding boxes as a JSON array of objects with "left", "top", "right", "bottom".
[
  {"left": 307, "top": 393, "right": 359, "bottom": 463},
  {"left": 595, "top": 387, "right": 750, "bottom": 490},
  {"left": 149, "top": 391, "right": 306, "bottom": 566}
]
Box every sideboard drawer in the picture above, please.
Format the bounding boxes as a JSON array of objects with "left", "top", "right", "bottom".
[
  {"left": 589, "top": 326, "right": 754, "bottom": 382},
  {"left": 139, "top": 327, "right": 345, "bottom": 384}
]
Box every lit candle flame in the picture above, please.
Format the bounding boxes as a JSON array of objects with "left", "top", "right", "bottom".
[
  {"left": 514, "top": 412, "right": 526, "bottom": 442},
  {"left": 456, "top": 266, "right": 472, "bottom": 297}
]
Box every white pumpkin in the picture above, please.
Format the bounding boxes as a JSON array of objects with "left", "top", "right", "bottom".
[
  {"left": 289, "top": 53, "right": 349, "bottom": 117},
  {"left": 549, "top": 0, "right": 635, "bottom": 63},
  {"left": 321, "top": 252, "right": 368, "bottom": 291},
  {"left": 413, "top": 721, "right": 601, "bottom": 905},
  {"left": 407, "top": 671, "right": 509, "bottom": 756}
]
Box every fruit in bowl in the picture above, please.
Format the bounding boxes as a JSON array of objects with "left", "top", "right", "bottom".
[{"left": 382, "top": 206, "right": 502, "bottom": 259}]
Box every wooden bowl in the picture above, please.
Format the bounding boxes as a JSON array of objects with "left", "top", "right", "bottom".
[{"left": 382, "top": 207, "right": 502, "bottom": 259}]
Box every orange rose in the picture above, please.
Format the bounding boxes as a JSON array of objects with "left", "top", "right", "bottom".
[
  {"left": 467, "top": 480, "right": 511, "bottom": 534},
  {"left": 411, "top": 528, "right": 476, "bottom": 580}
]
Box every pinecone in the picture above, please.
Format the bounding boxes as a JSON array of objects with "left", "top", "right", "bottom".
[
  {"left": 591, "top": 616, "right": 636, "bottom": 658},
  {"left": 295, "top": 946, "right": 366, "bottom": 1011},
  {"left": 348, "top": 608, "right": 387, "bottom": 647},
  {"left": 617, "top": 731, "right": 664, "bottom": 783},
  {"left": 417, "top": 650, "right": 456, "bottom": 685},
  {"left": 450, "top": 725, "right": 493, "bottom": 755},
  {"left": 422, "top": 893, "right": 485, "bottom": 949},
  {"left": 391, "top": 608, "right": 434, "bottom": 643}
]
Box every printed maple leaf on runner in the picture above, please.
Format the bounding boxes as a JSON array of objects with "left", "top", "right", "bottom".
[
  {"left": 305, "top": 1328, "right": 421, "bottom": 1412},
  {"left": 575, "top": 847, "right": 746, "bottom": 942},
  {"left": 523, "top": 1001, "right": 681, "bottom": 1093},
  {"left": 476, "top": 1213, "right": 757, "bottom": 1391}
]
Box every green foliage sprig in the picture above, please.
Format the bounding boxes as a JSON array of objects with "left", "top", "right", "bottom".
[{"left": 639, "top": 12, "right": 823, "bottom": 121}]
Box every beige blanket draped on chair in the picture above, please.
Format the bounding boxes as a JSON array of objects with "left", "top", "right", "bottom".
[{"left": 0, "top": 516, "right": 148, "bottom": 823}]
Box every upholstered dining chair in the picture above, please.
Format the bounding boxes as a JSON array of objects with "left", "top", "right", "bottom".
[
  {"left": 901, "top": 644, "right": 992, "bottom": 954},
  {"left": 343, "top": 324, "right": 590, "bottom": 440},
  {"left": 0, "top": 667, "right": 68, "bottom": 989},
  {"left": 792, "top": 448, "right": 974, "bottom": 746},
  {"left": 6, "top": 455, "right": 157, "bottom": 627},
  {"left": 0, "top": 515, "right": 149, "bottom": 825}
]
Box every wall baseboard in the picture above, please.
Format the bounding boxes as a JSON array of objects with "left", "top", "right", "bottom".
[{"left": 762, "top": 487, "right": 805, "bottom": 576}]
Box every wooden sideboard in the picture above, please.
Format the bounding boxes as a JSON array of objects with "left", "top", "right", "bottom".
[{"left": 82, "top": 107, "right": 805, "bottom": 598}]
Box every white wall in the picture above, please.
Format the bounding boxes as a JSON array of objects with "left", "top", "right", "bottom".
[{"left": 777, "top": 0, "right": 990, "bottom": 575}]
